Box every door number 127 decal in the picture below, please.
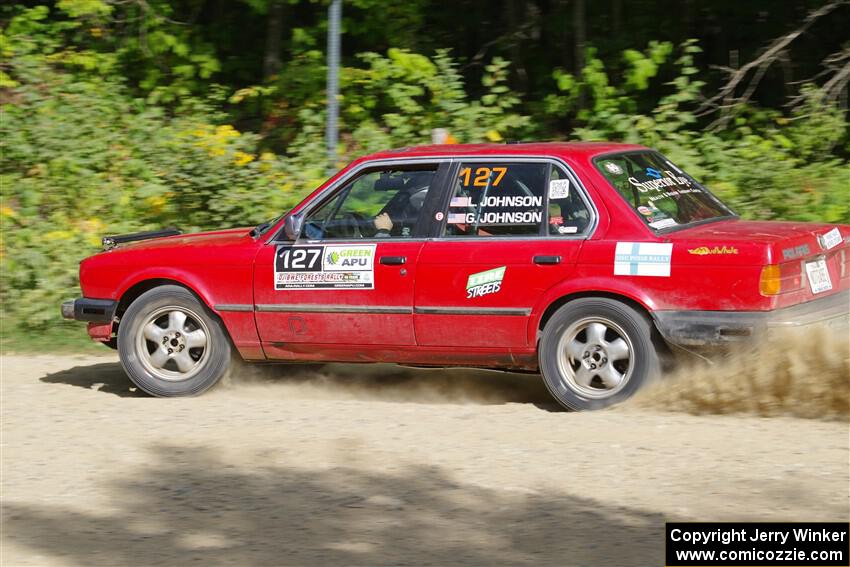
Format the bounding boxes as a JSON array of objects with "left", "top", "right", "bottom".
[{"left": 275, "top": 244, "right": 376, "bottom": 290}]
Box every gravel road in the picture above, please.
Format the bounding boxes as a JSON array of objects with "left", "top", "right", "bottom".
[{"left": 2, "top": 354, "right": 848, "bottom": 566}]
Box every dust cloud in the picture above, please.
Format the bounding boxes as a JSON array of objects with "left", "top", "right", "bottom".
[
  {"left": 633, "top": 326, "right": 849, "bottom": 420},
  {"left": 220, "top": 326, "right": 848, "bottom": 418},
  {"left": 220, "top": 362, "right": 555, "bottom": 406}
]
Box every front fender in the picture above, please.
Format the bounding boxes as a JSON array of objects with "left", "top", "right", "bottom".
[
  {"left": 114, "top": 268, "right": 219, "bottom": 309},
  {"left": 110, "top": 266, "right": 264, "bottom": 360}
]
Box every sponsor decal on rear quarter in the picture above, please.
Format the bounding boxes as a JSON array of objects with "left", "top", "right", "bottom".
[
  {"left": 615, "top": 242, "right": 673, "bottom": 277},
  {"left": 688, "top": 245, "right": 738, "bottom": 255}
]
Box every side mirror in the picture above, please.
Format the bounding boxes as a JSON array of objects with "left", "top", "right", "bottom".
[{"left": 283, "top": 214, "right": 304, "bottom": 240}]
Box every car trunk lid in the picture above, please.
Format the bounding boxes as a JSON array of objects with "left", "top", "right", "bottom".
[{"left": 667, "top": 219, "right": 850, "bottom": 307}]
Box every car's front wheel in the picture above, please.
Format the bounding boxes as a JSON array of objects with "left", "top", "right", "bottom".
[
  {"left": 539, "top": 298, "right": 659, "bottom": 410},
  {"left": 117, "top": 285, "right": 231, "bottom": 396}
]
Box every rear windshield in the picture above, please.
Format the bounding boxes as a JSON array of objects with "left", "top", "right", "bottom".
[{"left": 594, "top": 151, "right": 734, "bottom": 231}]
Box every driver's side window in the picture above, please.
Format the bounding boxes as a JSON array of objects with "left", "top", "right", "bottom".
[{"left": 303, "top": 166, "right": 436, "bottom": 240}]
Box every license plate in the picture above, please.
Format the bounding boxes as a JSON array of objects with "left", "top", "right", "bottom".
[{"left": 805, "top": 259, "right": 832, "bottom": 294}]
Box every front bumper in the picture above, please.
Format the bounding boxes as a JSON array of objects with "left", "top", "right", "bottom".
[
  {"left": 61, "top": 298, "right": 118, "bottom": 323},
  {"left": 653, "top": 290, "right": 849, "bottom": 348}
]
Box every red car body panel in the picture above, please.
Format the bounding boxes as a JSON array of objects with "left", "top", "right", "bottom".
[
  {"left": 73, "top": 143, "right": 850, "bottom": 366},
  {"left": 414, "top": 239, "right": 584, "bottom": 348},
  {"left": 252, "top": 240, "right": 424, "bottom": 347},
  {"left": 80, "top": 228, "right": 266, "bottom": 358}
]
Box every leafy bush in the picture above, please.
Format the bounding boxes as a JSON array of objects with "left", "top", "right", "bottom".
[
  {"left": 232, "top": 47, "right": 531, "bottom": 157},
  {"left": 547, "top": 41, "right": 849, "bottom": 223},
  {"left": 0, "top": 7, "right": 312, "bottom": 332},
  {"left": 0, "top": 72, "right": 305, "bottom": 329}
]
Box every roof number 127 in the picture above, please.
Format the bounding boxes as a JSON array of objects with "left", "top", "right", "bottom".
[{"left": 460, "top": 167, "right": 507, "bottom": 187}]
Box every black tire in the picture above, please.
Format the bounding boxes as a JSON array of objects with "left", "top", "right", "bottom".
[
  {"left": 539, "top": 298, "right": 659, "bottom": 411},
  {"left": 117, "top": 285, "right": 231, "bottom": 397}
]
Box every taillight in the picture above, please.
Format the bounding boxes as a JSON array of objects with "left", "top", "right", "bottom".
[{"left": 759, "top": 265, "right": 782, "bottom": 295}]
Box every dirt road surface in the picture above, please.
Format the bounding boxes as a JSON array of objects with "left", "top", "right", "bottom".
[{"left": 2, "top": 354, "right": 848, "bottom": 566}]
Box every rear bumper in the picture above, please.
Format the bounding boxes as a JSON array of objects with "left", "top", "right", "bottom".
[
  {"left": 61, "top": 298, "right": 118, "bottom": 323},
  {"left": 653, "top": 290, "right": 849, "bottom": 348}
]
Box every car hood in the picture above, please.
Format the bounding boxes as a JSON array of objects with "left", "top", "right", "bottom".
[
  {"left": 115, "top": 227, "right": 255, "bottom": 251},
  {"left": 82, "top": 226, "right": 261, "bottom": 272}
]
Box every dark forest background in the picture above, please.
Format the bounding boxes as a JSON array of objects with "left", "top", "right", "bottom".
[{"left": 1, "top": 0, "right": 849, "bottom": 337}]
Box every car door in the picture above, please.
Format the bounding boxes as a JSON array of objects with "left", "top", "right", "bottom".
[
  {"left": 254, "top": 160, "right": 450, "bottom": 351},
  {"left": 413, "top": 158, "right": 596, "bottom": 348}
]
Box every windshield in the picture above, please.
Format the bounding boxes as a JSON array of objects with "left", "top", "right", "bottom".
[{"left": 594, "top": 151, "right": 734, "bottom": 231}]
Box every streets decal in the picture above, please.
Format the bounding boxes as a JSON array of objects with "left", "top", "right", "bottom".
[
  {"left": 275, "top": 244, "right": 375, "bottom": 290},
  {"left": 614, "top": 242, "right": 673, "bottom": 277},
  {"left": 466, "top": 266, "right": 506, "bottom": 298}
]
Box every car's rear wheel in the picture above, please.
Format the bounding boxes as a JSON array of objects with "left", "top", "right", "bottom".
[
  {"left": 118, "top": 285, "right": 231, "bottom": 396},
  {"left": 539, "top": 298, "right": 659, "bottom": 410}
]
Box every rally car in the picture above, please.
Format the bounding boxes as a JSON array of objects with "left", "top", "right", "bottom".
[{"left": 62, "top": 143, "right": 850, "bottom": 410}]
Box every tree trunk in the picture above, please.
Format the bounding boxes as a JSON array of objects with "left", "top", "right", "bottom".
[
  {"left": 573, "top": 0, "right": 586, "bottom": 109},
  {"left": 505, "top": 0, "right": 529, "bottom": 92},
  {"left": 612, "top": 0, "right": 621, "bottom": 37},
  {"left": 573, "top": 0, "right": 586, "bottom": 74},
  {"left": 263, "top": 0, "right": 284, "bottom": 81},
  {"left": 683, "top": 0, "right": 696, "bottom": 36}
]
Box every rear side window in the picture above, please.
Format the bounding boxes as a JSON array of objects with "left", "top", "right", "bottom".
[
  {"left": 444, "top": 162, "right": 548, "bottom": 237},
  {"left": 594, "top": 151, "right": 734, "bottom": 231},
  {"left": 547, "top": 166, "right": 591, "bottom": 235}
]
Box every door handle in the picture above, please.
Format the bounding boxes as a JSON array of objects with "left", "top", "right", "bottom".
[
  {"left": 380, "top": 256, "right": 407, "bottom": 265},
  {"left": 533, "top": 255, "right": 561, "bottom": 265}
]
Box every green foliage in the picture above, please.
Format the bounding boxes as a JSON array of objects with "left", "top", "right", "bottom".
[
  {"left": 341, "top": 49, "right": 528, "bottom": 151},
  {"left": 231, "top": 47, "right": 529, "bottom": 154},
  {"left": 0, "top": 66, "right": 305, "bottom": 329},
  {"left": 548, "top": 40, "right": 849, "bottom": 224},
  {"left": 1, "top": 7, "right": 310, "bottom": 333},
  {"left": 622, "top": 41, "right": 673, "bottom": 91}
]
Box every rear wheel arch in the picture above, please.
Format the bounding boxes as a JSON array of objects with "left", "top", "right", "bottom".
[
  {"left": 535, "top": 290, "right": 671, "bottom": 359},
  {"left": 537, "top": 291, "right": 656, "bottom": 336}
]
